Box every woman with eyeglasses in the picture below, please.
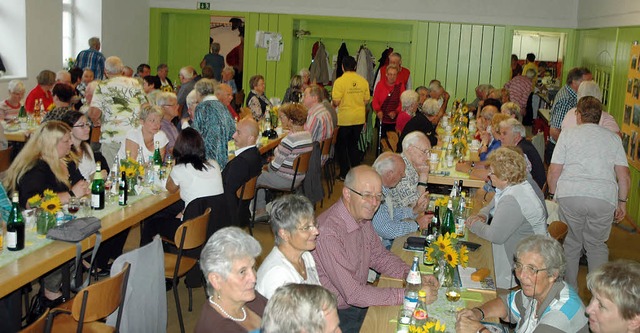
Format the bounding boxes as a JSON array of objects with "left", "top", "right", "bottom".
[
  {"left": 56, "top": 110, "right": 109, "bottom": 180},
  {"left": 456, "top": 235, "right": 588, "bottom": 333},
  {"left": 465, "top": 147, "right": 547, "bottom": 289},
  {"left": 256, "top": 194, "right": 321, "bottom": 299}
]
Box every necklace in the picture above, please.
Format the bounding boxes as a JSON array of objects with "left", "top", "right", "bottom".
[{"left": 208, "top": 296, "right": 247, "bottom": 322}]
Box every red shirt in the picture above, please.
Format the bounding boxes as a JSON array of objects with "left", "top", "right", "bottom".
[
  {"left": 379, "top": 65, "right": 411, "bottom": 88},
  {"left": 24, "top": 85, "right": 53, "bottom": 113}
]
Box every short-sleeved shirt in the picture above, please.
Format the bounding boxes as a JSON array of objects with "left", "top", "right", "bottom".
[
  {"left": 256, "top": 247, "right": 320, "bottom": 299},
  {"left": 549, "top": 84, "right": 577, "bottom": 143},
  {"left": 551, "top": 124, "right": 627, "bottom": 206},
  {"left": 332, "top": 71, "right": 370, "bottom": 126},
  {"left": 560, "top": 108, "right": 620, "bottom": 134},
  {"left": 170, "top": 161, "right": 223, "bottom": 208},
  {"left": 75, "top": 48, "right": 106, "bottom": 80},
  {"left": 117, "top": 127, "right": 169, "bottom": 162}
]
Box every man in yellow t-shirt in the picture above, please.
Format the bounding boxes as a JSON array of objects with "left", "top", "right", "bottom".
[
  {"left": 332, "top": 56, "right": 371, "bottom": 180},
  {"left": 521, "top": 53, "right": 538, "bottom": 86}
]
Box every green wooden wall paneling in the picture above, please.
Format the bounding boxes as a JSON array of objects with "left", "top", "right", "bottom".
[
  {"left": 425, "top": 22, "right": 440, "bottom": 84},
  {"left": 457, "top": 25, "right": 472, "bottom": 100}
]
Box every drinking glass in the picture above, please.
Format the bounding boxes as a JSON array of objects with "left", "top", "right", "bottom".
[
  {"left": 445, "top": 284, "right": 461, "bottom": 313},
  {"left": 68, "top": 197, "right": 80, "bottom": 216}
]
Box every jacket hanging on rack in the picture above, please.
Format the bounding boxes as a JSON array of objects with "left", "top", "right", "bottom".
[
  {"left": 335, "top": 42, "right": 349, "bottom": 80},
  {"left": 356, "top": 45, "right": 375, "bottom": 90},
  {"left": 309, "top": 41, "right": 331, "bottom": 85},
  {"left": 373, "top": 47, "right": 393, "bottom": 88}
]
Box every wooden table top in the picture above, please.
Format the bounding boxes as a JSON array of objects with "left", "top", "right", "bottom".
[
  {"left": 361, "top": 190, "right": 497, "bottom": 332},
  {"left": 0, "top": 191, "right": 180, "bottom": 298}
]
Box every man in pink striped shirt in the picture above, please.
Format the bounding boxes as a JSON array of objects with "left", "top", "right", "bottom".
[{"left": 312, "top": 165, "right": 439, "bottom": 333}]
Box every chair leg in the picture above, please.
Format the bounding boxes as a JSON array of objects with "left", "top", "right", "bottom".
[
  {"left": 173, "top": 278, "right": 185, "bottom": 333},
  {"left": 188, "top": 286, "right": 193, "bottom": 312}
]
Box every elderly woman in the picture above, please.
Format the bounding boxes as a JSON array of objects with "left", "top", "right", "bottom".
[
  {"left": 501, "top": 101, "right": 521, "bottom": 120},
  {"left": 51, "top": 83, "right": 75, "bottom": 111},
  {"left": 156, "top": 92, "right": 180, "bottom": 153},
  {"left": 195, "top": 227, "right": 266, "bottom": 333},
  {"left": 283, "top": 75, "right": 304, "bottom": 104},
  {"left": 180, "top": 89, "right": 199, "bottom": 129},
  {"left": 256, "top": 195, "right": 321, "bottom": 299},
  {"left": 397, "top": 98, "right": 438, "bottom": 151},
  {"left": 156, "top": 63, "right": 174, "bottom": 92},
  {"left": 254, "top": 103, "right": 313, "bottom": 218},
  {"left": 547, "top": 96, "right": 630, "bottom": 289},
  {"left": 585, "top": 260, "right": 640, "bottom": 333},
  {"left": 117, "top": 104, "right": 168, "bottom": 162},
  {"left": 3, "top": 121, "right": 90, "bottom": 306},
  {"left": 479, "top": 113, "right": 510, "bottom": 161},
  {"left": 192, "top": 78, "right": 236, "bottom": 168},
  {"left": 465, "top": 147, "right": 547, "bottom": 289},
  {"left": 299, "top": 68, "right": 311, "bottom": 90},
  {"left": 456, "top": 235, "right": 589, "bottom": 333},
  {"left": 395, "top": 90, "right": 419, "bottom": 134},
  {"left": 261, "top": 284, "right": 340, "bottom": 333},
  {"left": 221, "top": 67, "right": 238, "bottom": 94},
  {"left": 560, "top": 81, "right": 620, "bottom": 134},
  {"left": 246, "top": 74, "right": 271, "bottom": 121},
  {"left": 25, "top": 69, "right": 56, "bottom": 112},
  {"left": 0, "top": 80, "right": 25, "bottom": 120}
]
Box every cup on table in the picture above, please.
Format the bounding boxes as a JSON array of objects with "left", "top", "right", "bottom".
[
  {"left": 22, "top": 209, "right": 37, "bottom": 232},
  {"left": 396, "top": 308, "right": 412, "bottom": 333}
]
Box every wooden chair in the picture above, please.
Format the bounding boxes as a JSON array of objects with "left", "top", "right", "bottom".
[
  {"left": 320, "top": 136, "right": 334, "bottom": 207},
  {"left": 548, "top": 220, "right": 569, "bottom": 244},
  {"left": 327, "top": 127, "right": 339, "bottom": 184},
  {"left": 237, "top": 175, "right": 258, "bottom": 235},
  {"left": 0, "top": 146, "right": 13, "bottom": 173},
  {"left": 20, "top": 309, "right": 49, "bottom": 333},
  {"left": 164, "top": 208, "right": 211, "bottom": 333},
  {"left": 89, "top": 126, "right": 101, "bottom": 144},
  {"left": 47, "top": 263, "right": 131, "bottom": 333}
]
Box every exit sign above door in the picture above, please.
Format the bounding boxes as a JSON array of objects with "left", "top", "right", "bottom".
[{"left": 197, "top": 2, "right": 210, "bottom": 10}]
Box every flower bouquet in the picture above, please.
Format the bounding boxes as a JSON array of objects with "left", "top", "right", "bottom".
[
  {"left": 424, "top": 233, "right": 469, "bottom": 286},
  {"left": 409, "top": 319, "right": 446, "bottom": 333},
  {"left": 64, "top": 57, "right": 75, "bottom": 71},
  {"left": 28, "top": 189, "right": 62, "bottom": 235},
  {"left": 119, "top": 158, "right": 145, "bottom": 194}
]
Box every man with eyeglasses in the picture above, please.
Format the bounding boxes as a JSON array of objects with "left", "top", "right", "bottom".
[
  {"left": 390, "top": 131, "right": 432, "bottom": 210},
  {"left": 372, "top": 152, "right": 431, "bottom": 249},
  {"left": 312, "top": 165, "right": 439, "bottom": 333}
]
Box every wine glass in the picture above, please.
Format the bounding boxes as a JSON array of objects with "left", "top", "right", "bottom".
[
  {"left": 445, "top": 284, "right": 462, "bottom": 313},
  {"left": 68, "top": 197, "right": 80, "bottom": 216}
]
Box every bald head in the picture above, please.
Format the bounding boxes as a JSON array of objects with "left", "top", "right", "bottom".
[
  {"left": 343, "top": 165, "right": 383, "bottom": 222},
  {"left": 233, "top": 117, "right": 259, "bottom": 149}
]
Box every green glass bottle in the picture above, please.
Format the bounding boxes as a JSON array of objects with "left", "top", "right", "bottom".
[
  {"left": 91, "top": 163, "right": 105, "bottom": 210},
  {"left": 152, "top": 141, "right": 162, "bottom": 167},
  {"left": 7, "top": 192, "right": 25, "bottom": 251},
  {"left": 441, "top": 200, "right": 455, "bottom": 236},
  {"left": 18, "top": 105, "right": 27, "bottom": 119}
]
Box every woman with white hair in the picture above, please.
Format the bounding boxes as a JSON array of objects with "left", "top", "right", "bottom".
[
  {"left": 195, "top": 227, "right": 266, "bottom": 333},
  {"left": 180, "top": 89, "right": 199, "bottom": 129},
  {"left": 300, "top": 68, "right": 311, "bottom": 90},
  {"left": 397, "top": 98, "right": 438, "bottom": 151},
  {"left": 560, "top": 80, "right": 620, "bottom": 134},
  {"left": 395, "top": 89, "right": 419, "bottom": 134},
  {"left": 0, "top": 80, "right": 25, "bottom": 120}
]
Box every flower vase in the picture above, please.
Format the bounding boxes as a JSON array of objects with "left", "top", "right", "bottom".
[
  {"left": 36, "top": 210, "right": 56, "bottom": 235},
  {"left": 436, "top": 259, "right": 456, "bottom": 288},
  {"left": 127, "top": 176, "right": 137, "bottom": 195}
]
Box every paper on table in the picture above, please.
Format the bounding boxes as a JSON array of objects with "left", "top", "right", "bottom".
[{"left": 459, "top": 266, "right": 496, "bottom": 290}]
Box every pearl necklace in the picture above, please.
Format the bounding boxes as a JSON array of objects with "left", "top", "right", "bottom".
[{"left": 208, "top": 296, "right": 247, "bottom": 322}]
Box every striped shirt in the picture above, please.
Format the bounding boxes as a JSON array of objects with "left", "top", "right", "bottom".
[
  {"left": 304, "top": 103, "right": 334, "bottom": 143},
  {"left": 505, "top": 75, "right": 533, "bottom": 111},
  {"left": 549, "top": 84, "right": 577, "bottom": 143},
  {"left": 74, "top": 48, "right": 105, "bottom": 80},
  {"left": 269, "top": 131, "right": 313, "bottom": 179}
]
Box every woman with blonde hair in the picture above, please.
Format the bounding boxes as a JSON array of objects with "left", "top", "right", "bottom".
[
  {"left": 117, "top": 104, "right": 168, "bottom": 162},
  {"left": 465, "top": 147, "right": 547, "bottom": 288}
]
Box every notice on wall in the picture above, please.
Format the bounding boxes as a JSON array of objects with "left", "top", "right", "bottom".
[
  {"left": 255, "top": 31, "right": 283, "bottom": 61},
  {"left": 622, "top": 43, "right": 640, "bottom": 169}
]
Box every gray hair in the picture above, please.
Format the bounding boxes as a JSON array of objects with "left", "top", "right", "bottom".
[
  {"left": 475, "top": 84, "right": 494, "bottom": 95},
  {"left": 156, "top": 91, "right": 177, "bottom": 107},
  {"left": 200, "top": 227, "right": 261, "bottom": 291},
  {"left": 195, "top": 78, "right": 217, "bottom": 98},
  {"left": 56, "top": 70, "right": 71, "bottom": 83},
  {"left": 268, "top": 194, "right": 315, "bottom": 246},
  {"left": 481, "top": 105, "right": 499, "bottom": 121},
  {"left": 501, "top": 118, "right": 526, "bottom": 138},
  {"left": 516, "top": 235, "right": 566, "bottom": 280},
  {"left": 428, "top": 81, "right": 442, "bottom": 93},
  {"left": 179, "top": 66, "right": 195, "bottom": 80},
  {"left": 577, "top": 80, "right": 602, "bottom": 102},
  {"left": 401, "top": 131, "right": 429, "bottom": 152},
  {"left": 157, "top": 63, "right": 168, "bottom": 71},
  {"left": 501, "top": 102, "right": 520, "bottom": 117},
  {"left": 262, "top": 284, "right": 337, "bottom": 333},
  {"left": 299, "top": 68, "right": 310, "bottom": 78},
  {"left": 138, "top": 104, "right": 163, "bottom": 121},
  {"left": 88, "top": 37, "right": 100, "bottom": 48},
  {"left": 587, "top": 259, "right": 640, "bottom": 320},
  {"left": 525, "top": 68, "right": 536, "bottom": 79},
  {"left": 222, "top": 66, "right": 235, "bottom": 76},
  {"left": 211, "top": 42, "right": 221, "bottom": 54},
  {"left": 373, "top": 152, "right": 401, "bottom": 176},
  {"left": 343, "top": 165, "right": 376, "bottom": 190},
  {"left": 421, "top": 98, "right": 440, "bottom": 116},
  {"left": 186, "top": 90, "right": 198, "bottom": 109},
  {"left": 7, "top": 80, "right": 25, "bottom": 94},
  {"left": 400, "top": 90, "right": 419, "bottom": 113},
  {"left": 104, "top": 56, "right": 124, "bottom": 75}
]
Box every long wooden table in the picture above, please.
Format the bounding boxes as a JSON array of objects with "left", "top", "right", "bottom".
[
  {"left": 0, "top": 190, "right": 180, "bottom": 298},
  {"left": 361, "top": 190, "right": 497, "bottom": 332}
]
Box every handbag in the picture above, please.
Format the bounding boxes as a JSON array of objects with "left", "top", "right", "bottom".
[{"left": 47, "top": 216, "right": 102, "bottom": 292}]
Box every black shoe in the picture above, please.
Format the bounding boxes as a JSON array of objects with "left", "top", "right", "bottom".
[{"left": 95, "top": 268, "right": 111, "bottom": 277}]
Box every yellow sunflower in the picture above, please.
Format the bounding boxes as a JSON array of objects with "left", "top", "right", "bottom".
[
  {"left": 43, "top": 189, "right": 56, "bottom": 197},
  {"left": 425, "top": 247, "right": 435, "bottom": 262},
  {"left": 28, "top": 194, "right": 42, "bottom": 207},
  {"left": 434, "top": 234, "right": 451, "bottom": 252},
  {"left": 125, "top": 167, "right": 136, "bottom": 178},
  {"left": 41, "top": 196, "right": 62, "bottom": 214},
  {"left": 459, "top": 245, "right": 469, "bottom": 267},
  {"left": 119, "top": 165, "right": 126, "bottom": 173},
  {"left": 138, "top": 165, "right": 145, "bottom": 176},
  {"left": 435, "top": 320, "right": 445, "bottom": 332},
  {"left": 444, "top": 247, "right": 459, "bottom": 267}
]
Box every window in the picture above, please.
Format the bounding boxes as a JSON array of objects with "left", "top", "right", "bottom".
[
  {"left": 62, "top": 0, "right": 75, "bottom": 68},
  {"left": 0, "top": 0, "right": 27, "bottom": 79}
]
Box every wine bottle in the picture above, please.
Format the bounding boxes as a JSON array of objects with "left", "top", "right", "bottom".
[
  {"left": 152, "top": 141, "right": 162, "bottom": 167},
  {"left": 91, "top": 162, "right": 105, "bottom": 210},
  {"left": 7, "top": 192, "right": 25, "bottom": 251},
  {"left": 118, "top": 171, "right": 128, "bottom": 206},
  {"left": 430, "top": 206, "right": 441, "bottom": 236},
  {"left": 441, "top": 200, "right": 455, "bottom": 235},
  {"left": 18, "top": 105, "right": 27, "bottom": 118}
]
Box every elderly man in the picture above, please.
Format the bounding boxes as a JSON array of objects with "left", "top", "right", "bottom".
[
  {"left": 547, "top": 96, "right": 630, "bottom": 289},
  {"left": 55, "top": 70, "right": 71, "bottom": 86},
  {"left": 74, "top": 37, "right": 105, "bottom": 80},
  {"left": 89, "top": 56, "right": 147, "bottom": 165},
  {"left": 222, "top": 117, "right": 262, "bottom": 227},
  {"left": 176, "top": 66, "right": 198, "bottom": 119},
  {"left": 372, "top": 152, "right": 431, "bottom": 249},
  {"left": 25, "top": 70, "right": 55, "bottom": 112},
  {"left": 332, "top": 56, "right": 370, "bottom": 180},
  {"left": 392, "top": 131, "right": 432, "bottom": 208},
  {"left": 373, "top": 65, "right": 405, "bottom": 137},
  {"left": 500, "top": 118, "right": 546, "bottom": 189},
  {"left": 373, "top": 52, "right": 412, "bottom": 90},
  {"left": 468, "top": 83, "right": 494, "bottom": 113},
  {"left": 427, "top": 79, "right": 450, "bottom": 125},
  {"left": 215, "top": 83, "right": 238, "bottom": 121},
  {"left": 312, "top": 165, "right": 439, "bottom": 333},
  {"left": 135, "top": 63, "right": 151, "bottom": 78},
  {"left": 303, "top": 84, "right": 334, "bottom": 144},
  {"left": 157, "top": 63, "right": 174, "bottom": 92},
  {"left": 156, "top": 92, "right": 179, "bottom": 153},
  {"left": 398, "top": 98, "right": 439, "bottom": 150},
  {"left": 122, "top": 66, "right": 134, "bottom": 78},
  {"left": 415, "top": 86, "right": 429, "bottom": 113},
  {"left": 505, "top": 69, "right": 535, "bottom": 114},
  {"left": 547, "top": 67, "right": 592, "bottom": 163}
]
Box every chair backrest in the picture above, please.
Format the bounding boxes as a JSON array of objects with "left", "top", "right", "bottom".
[
  {"left": 289, "top": 150, "right": 313, "bottom": 192},
  {"left": 174, "top": 207, "right": 211, "bottom": 251},
  {"left": 20, "top": 309, "right": 49, "bottom": 333},
  {"left": 331, "top": 127, "right": 339, "bottom": 145},
  {"left": 531, "top": 132, "right": 545, "bottom": 161},
  {"left": 89, "top": 126, "right": 101, "bottom": 144},
  {"left": 0, "top": 146, "right": 12, "bottom": 173},
  {"left": 548, "top": 220, "right": 568, "bottom": 244},
  {"left": 320, "top": 137, "right": 332, "bottom": 156},
  {"left": 71, "top": 262, "right": 131, "bottom": 323},
  {"left": 236, "top": 175, "right": 258, "bottom": 201}
]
